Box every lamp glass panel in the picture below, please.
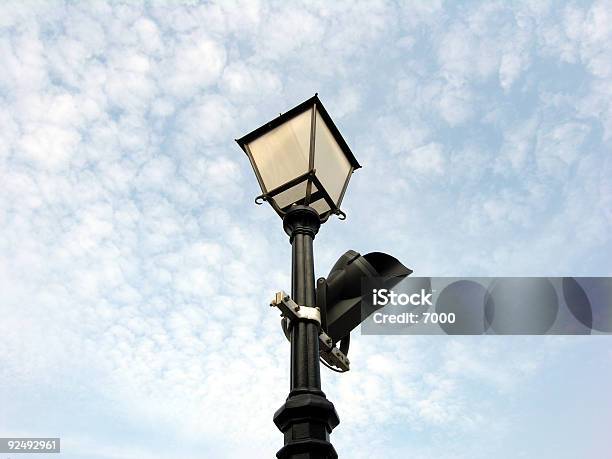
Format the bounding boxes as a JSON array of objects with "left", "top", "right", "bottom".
[
  {"left": 247, "top": 110, "right": 311, "bottom": 192},
  {"left": 273, "top": 182, "right": 318, "bottom": 210},
  {"left": 310, "top": 198, "right": 331, "bottom": 215},
  {"left": 313, "top": 110, "right": 352, "bottom": 205}
]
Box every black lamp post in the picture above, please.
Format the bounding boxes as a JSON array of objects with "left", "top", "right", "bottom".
[{"left": 237, "top": 94, "right": 361, "bottom": 458}]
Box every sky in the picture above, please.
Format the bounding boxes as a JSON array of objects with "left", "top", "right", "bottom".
[{"left": 1, "top": 1, "right": 611, "bottom": 458}]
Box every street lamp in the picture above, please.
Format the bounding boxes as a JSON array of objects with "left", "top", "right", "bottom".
[
  {"left": 237, "top": 95, "right": 410, "bottom": 458},
  {"left": 237, "top": 94, "right": 359, "bottom": 459}
]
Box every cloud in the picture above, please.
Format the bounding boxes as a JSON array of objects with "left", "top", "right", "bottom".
[
  {"left": 403, "top": 142, "right": 445, "bottom": 175},
  {"left": 161, "top": 35, "right": 226, "bottom": 98}
]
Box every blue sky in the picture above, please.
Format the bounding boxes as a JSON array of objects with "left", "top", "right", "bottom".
[{"left": 1, "top": 1, "right": 611, "bottom": 458}]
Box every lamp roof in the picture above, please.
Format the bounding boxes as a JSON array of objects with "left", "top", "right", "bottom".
[{"left": 235, "top": 94, "right": 361, "bottom": 170}]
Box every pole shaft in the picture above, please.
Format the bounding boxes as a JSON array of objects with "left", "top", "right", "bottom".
[
  {"left": 274, "top": 206, "right": 339, "bottom": 459},
  {"left": 290, "top": 232, "right": 321, "bottom": 393}
]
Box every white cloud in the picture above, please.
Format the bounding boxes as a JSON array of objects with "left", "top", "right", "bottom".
[
  {"left": 404, "top": 142, "right": 445, "bottom": 175},
  {"left": 219, "top": 61, "right": 282, "bottom": 101},
  {"left": 535, "top": 121, "right": 590, "bottom": 176},
  {"left": 161, "top": 35, "right": 226, "bottom": 99}
]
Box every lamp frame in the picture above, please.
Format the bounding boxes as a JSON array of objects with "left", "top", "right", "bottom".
[{"left": 236, "top": 94, "right": 361, "bottom": 220}]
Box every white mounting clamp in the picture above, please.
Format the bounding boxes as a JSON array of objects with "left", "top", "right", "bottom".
[{"left": 270, "top": 291, "right": 321, "bottom": 325}]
